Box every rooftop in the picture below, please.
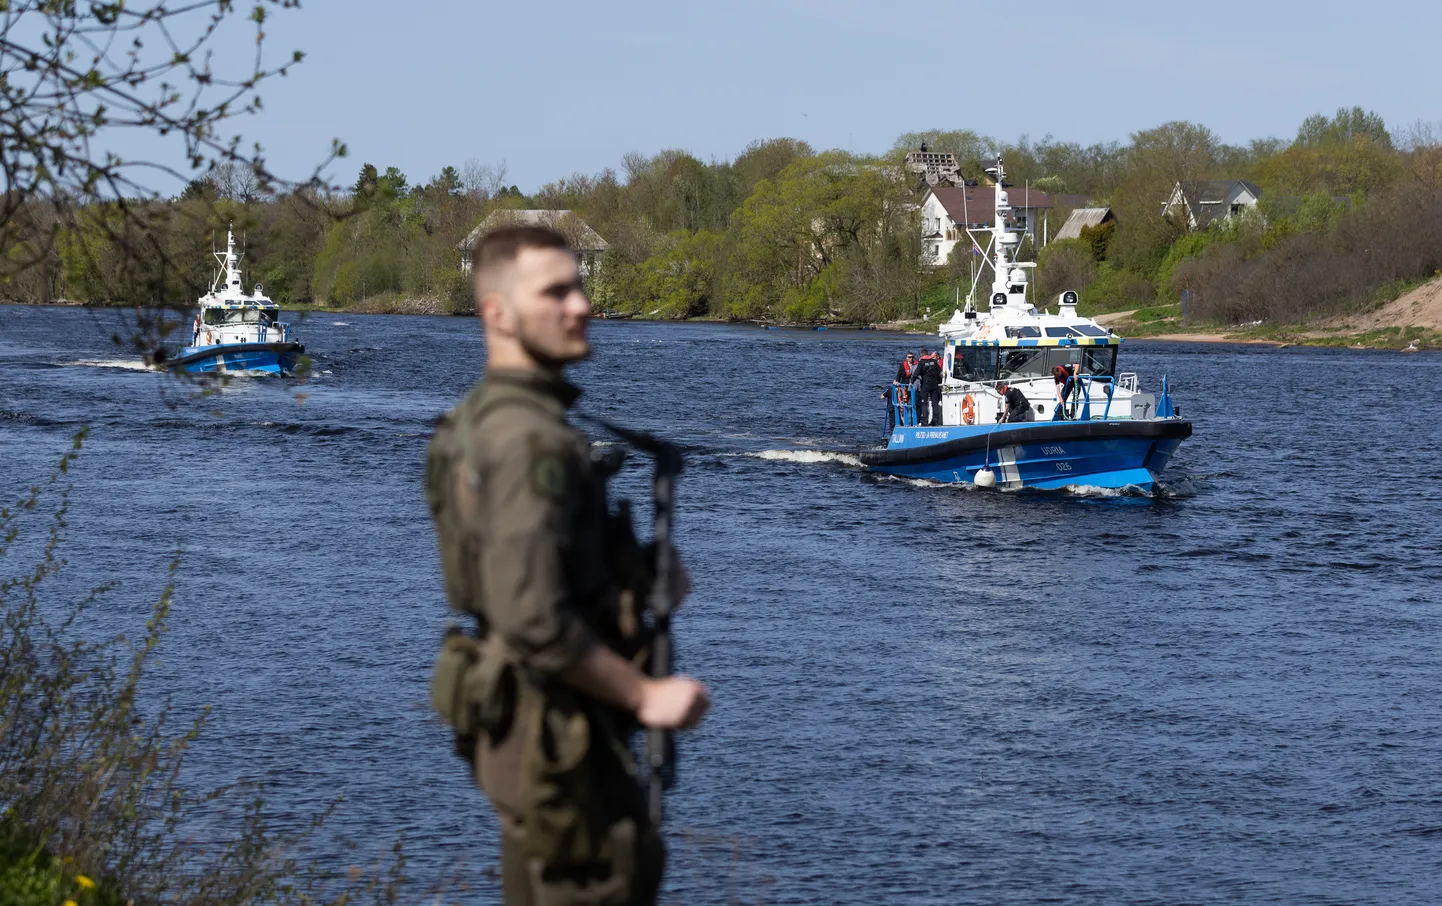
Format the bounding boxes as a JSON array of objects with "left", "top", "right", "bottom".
[
  {"left": 928, "top": 186, "right": 1054, "bottom": 225},
  {"left": 1054, "top": 207, "right": 1114, "bottom": 241}
]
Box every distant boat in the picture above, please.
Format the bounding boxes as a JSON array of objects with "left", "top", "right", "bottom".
[
  {"left": 857, "top": 156, "right": 1191, "bottom": 493},
  {"left": 167, "top": 227, "right": 303, "bottom": 375}
]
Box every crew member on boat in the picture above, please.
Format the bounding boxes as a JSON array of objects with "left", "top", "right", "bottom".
[
  {"left": 893, "top": 352, "right": 915, "bottom": 407},
  {"left": 1000, "top": 384, "right": 1033, "bottom": 423},
  {"left": 914, "top": 348, "right": 944, "bottom": 426},
  {"left": 1053, "top": 363, "right": 1077, "bottom": 401}
]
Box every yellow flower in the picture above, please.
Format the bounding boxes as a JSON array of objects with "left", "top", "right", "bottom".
[
  {"left": 76, "top": 875, "right": 96, "bottom": 890},
  {"left": 64, "top": 900, "right": 78, "bottom": 906}
]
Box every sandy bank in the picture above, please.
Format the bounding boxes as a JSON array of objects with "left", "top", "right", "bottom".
[{"left": 1310, "top": 274, "right": 1442, "bottom": 336}]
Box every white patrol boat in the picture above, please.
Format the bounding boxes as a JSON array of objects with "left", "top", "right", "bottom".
[
  {"left": 167, "top": 227, "right": 304, "bottom": 375},
  {"left": 861, "top": 157, "right": 1191, "bottom": 492}
]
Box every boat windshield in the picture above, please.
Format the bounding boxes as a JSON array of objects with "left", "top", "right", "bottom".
[
  {"left": 203, "top": 308, "right": 277, "bottom": 326},
  {"left": 954, "top": 346, "right": 1117, "bottom": 382}
]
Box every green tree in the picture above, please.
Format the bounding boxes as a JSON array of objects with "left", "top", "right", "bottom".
[
  {"left": 1296, "top": 107, "right": 1393, "bottom": 149},
  {"left": 636, "top": 230, "right": 724, "bottom": 318}
]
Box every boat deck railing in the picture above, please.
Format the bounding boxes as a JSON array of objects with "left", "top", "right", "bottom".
[
  {"left": 191, "top": 323, "right": 290, "bottom": 347},
  {"left": 887, "top": 384, "right": 919, "bottom": 429},
  {"left": 1053, "top": 375, "right": 1115, "bottom": 422}
]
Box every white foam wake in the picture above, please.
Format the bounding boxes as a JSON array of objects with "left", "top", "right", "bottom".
[
  {"left": 747, "top": 449, "right": 864, "bottom": 468},
  {"left": 63, "top": 359, "right": 157, "bottom": 372}
]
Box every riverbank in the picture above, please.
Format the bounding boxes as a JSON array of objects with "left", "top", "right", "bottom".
[
  {"left": 1091, "top": 278, "right": 1442, "bottom": 350},
  {"left": 8, "top": 296, "right": 1440, "bottom": 350}
]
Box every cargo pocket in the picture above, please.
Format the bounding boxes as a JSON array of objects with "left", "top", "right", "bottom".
[
  {"left": 430, "top": 629, "right": 482, "bottom": 734},
  {"left": 430, "top": 630, "right": 516, "bottom": 761},
  {"left": 522, "top": 700, "right": 595, "bottom": 864}
]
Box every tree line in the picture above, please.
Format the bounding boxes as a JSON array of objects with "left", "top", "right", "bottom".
[{"left": 4, "top": 107, "right": 1440, "bottom": 327}]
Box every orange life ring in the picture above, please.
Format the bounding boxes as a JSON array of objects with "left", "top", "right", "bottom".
[
  {"left": 961, "top": 393, "right": 976, "bottom": 425},
  {"left": 204, "top": 330, "right": 214, "bottom": 345}
]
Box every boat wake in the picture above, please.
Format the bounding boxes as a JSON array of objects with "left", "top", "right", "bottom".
[
  {"left": 62, "top": 358, "right": 156, "bottom": 372},
  {"left": 745, "top": 449, "right": 864, "bottom": 468}
]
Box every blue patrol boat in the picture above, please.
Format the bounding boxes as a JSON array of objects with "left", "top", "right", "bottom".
[
  {"left": 861, "top": 157, "right": 1191, "bottom": 493},
  {"left": 167, "top": 227, "right": 303, "bottom": 375}
]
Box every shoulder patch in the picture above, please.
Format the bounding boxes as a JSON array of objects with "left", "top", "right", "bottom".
[{"left": 530, "top": 454, "right": 569, "bottom": 499}]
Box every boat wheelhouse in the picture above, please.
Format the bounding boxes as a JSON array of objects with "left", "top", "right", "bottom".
[
  {"left": 168, "top": 228, "right": 303, "bottom": 376},
  {"left": 860, "top": 157, "right": 1191, "bottom": 493}
]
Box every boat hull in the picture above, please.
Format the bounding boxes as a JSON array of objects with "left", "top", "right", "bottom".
[
  {"left": 859, "top": 419, "right": 1191, "bottom": 492},
  {"left": 167, "top": 342, "right": 304, "bottom": 376}
]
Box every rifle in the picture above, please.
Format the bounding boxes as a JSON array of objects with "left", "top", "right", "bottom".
[{"left": 587, "top": 418, "right": 684, "bottom": 826}]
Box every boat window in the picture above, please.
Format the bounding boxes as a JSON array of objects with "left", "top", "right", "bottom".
[
  {"left": 1045, "top": 347, "right": 1116, "bottom": 377},
  {"left": 998, "top": 348, "right": 1050, "bottom": 380},
  {"left": 1005, "top": 326, "right": 1041, "bottom": 338},
  {"left": 215, "top": 308, "right": 276, "bottom": 325},
  {"left": 1047, "top": 348, "right": 1083, "bottom": 372},
  {"left": 1083, "top": 347, "right": 1117, "bottom": 377},
  {"left": 1044, "top": 326, "right": 1080, "bottom": 337},
  {"left": 953, "top": 347, "right": 997, "bottom": 382},
  {"left": 1074, "top": 325, "right": 1107, "bottom": 337}
]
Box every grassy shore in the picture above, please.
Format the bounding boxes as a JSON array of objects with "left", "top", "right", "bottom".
[{"left": 8, "top": 297, "right": 1439, "bottom": 350}]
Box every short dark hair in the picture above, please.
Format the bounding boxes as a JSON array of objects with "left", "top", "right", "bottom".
[{"left": 474, "top": 225, "right": 572, "bottom": 279}]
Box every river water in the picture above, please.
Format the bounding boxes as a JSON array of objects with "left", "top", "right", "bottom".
[{"left": 3, "top": 304, "right": 1441, "bottom": 905}]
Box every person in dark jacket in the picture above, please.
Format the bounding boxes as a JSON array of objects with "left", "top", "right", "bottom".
[
  {"left": 1001, "top": 384, "right": 1034, "bottom": 423},
  {"left": 895, "top": 352, "right": 916, "bottom": 385},
  {"left": 914, "top": 348, "right": 944, "bottom": 426}
]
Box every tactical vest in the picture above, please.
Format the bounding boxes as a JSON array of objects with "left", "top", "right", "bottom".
[{"left": 425, "top": 382, "right": 657, "bottom": 900}]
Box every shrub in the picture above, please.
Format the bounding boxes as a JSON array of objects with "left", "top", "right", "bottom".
[
  {"left": 1, "top": 433, "right": 408, "bottom": 906},
  {"left": 1175, "top": 183, "right": 1442, "bottom": 324},
  {"left": 1077, "top": 221, "right": 1115, "bottom": 262},
  {"left": 1081, "top": 264, "right": 1156, "bottom": 314},
  {"left": 1037, "top": 239, "right": 1096, "bottom": 301}
]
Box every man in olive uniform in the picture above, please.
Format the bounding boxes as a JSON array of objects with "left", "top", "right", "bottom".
[{"left": 426, "top": 226, "right": 710, "bottom": 905}]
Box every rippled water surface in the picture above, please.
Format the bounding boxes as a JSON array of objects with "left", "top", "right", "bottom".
[{"left": 3, "top": 304, "right": 1441, "bottom": 905}]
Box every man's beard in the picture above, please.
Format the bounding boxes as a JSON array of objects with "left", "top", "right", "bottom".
[{"left": 519, "top": 329, "right": 587, "bottom": 371}]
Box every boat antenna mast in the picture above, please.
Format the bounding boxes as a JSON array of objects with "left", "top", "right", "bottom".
[
  {"left": 210, "top": 224, "right": 244, "bottom": 296},
  {"left": 210, "top": 232, "right": 224, "bottom": 293},
  {"left": 987, "top": 155, "right": 1013, "bottom": 310},
  {"left": 980, "top": 155, "right": 1036, "bottom": 313}
]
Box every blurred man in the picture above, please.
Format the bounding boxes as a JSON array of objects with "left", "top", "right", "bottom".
[{"left": 425, "top": 226, "right": 710, "bottom": 905}]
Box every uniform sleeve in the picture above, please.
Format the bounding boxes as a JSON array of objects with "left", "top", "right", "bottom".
[{"left": 464, "top": 416, "right": 596, "bottom": 677}]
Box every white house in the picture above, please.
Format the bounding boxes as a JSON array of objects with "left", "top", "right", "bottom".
[
  {"left": 920, "top": 186, "right": 1053, "bottom": 265},
  {"left": 457, "top": 209, "right": 609, "bottom": 276},
  {"left": 1161, "top": 180, "right": 1262, "bottom": 230}
]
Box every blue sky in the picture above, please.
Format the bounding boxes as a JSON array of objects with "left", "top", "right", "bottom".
[{"left": 181, "top": 0, "right": 1442, "bottom": 191}]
